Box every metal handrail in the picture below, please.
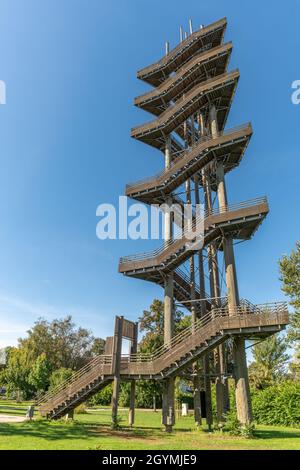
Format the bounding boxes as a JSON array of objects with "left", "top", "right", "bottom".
[
  {"left": 119, "top": 197, "right": 268, "bottom": 264},
  {"left": 126, "top": 123, "right": 251, "bottom": 191}
]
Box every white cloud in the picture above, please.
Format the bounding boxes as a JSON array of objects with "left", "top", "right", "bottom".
[{"left": 0, "top": 292, "right": 112, "bottom": 348}]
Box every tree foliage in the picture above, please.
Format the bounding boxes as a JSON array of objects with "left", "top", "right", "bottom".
[
  {"left": 88, "top": 382, "right": 113, "bottom": 406},
  {"left": 19, "top": 316, "right": 97, "bottom": 371},
  {"left": 28, "top": 353, "right": 50, "bottom": 392},
  {"left": 138, "top": 299, "right": 187, "bottom": 354},
  {"left": 3, "top": 346, "right": 34, "bottom": 399},
  {"left": 2, "top": 316, "right": 105, "bottom": 398},
  {"left": 48, "top": 367, "right": 74, "bottom": 391},
  {"left": 279, "top": 242, "right": 300, "bottom": 378},
  {"left": 249, "top": 335, "right": 289, "bottom": 390}
]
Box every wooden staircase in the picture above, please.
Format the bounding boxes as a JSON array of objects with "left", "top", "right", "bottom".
[
  {"left": 38, "top": 356, "right": 113, "bottom": 420},
  {"left": 119, "top": 197, "right": 269, "bottom": 280},
  {"left": 37, "top": 302, "right": 288, "bottom": 420}
]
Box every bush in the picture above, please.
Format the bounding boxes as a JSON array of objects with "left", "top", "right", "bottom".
[
  {"left": 111, "top": 414, "right": 123, "bottom": 429},
  {"left": 119, "top": 383, "right": 130, "bottom": 407},
  {"left": 74, "top": 403, "right": 87, "bottom": 414},
  {"left": 224, "top": 409, "right": 241, "bottom": 436},
  {"left": 252, "top": 381, "right": 300, "bottom": 427},
  {"left": 88, "top": 383, "right": 113, "bottom": 406},
  {"left": 224, "top": 409, "right": 255, "bottom": 438}
]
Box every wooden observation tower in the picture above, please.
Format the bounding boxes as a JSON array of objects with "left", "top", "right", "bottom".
[{"left": 37, "top": 18, "right": 288, "bottom": 431}]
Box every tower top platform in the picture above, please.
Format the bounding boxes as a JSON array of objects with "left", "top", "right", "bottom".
[{"left": 137, "top": 18, "right": 227, "bottom": 86}]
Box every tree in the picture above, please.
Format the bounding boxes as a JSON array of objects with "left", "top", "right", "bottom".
[
  {"left": 18, "top": 316, "right": 103, "bottom": 371},
  {"left": 252, "top": 381, "right": 300, "bottom": 427},
  {"left": 2, "top": 316, "right": 106, "bottom": 398},
  {"left": 138, "top": 299, "right": 186, "bottom": 353},
  {"left": 28, "top": 353, "right": 50, "bottom": 392},
  {"left": 279, "top": 242, "right": 300, "bottom": 379},
  {"left": 3, "top": 346, "right": 35, "bottom": 399},
  {"left": 91, "top": 338, "right": 106, "bottom": 356},
  {"left": 249, "top": 335, "right": 290, "bottom": 390}
]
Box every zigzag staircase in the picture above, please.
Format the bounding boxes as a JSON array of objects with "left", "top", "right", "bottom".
[{"left": 36, "top": 18, "right": 290, "bottom": 427}]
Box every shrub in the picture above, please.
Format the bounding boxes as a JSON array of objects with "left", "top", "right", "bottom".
[
  {"left": 224, "top": 409, "right": 255, "bottom": 438},
  {"left": 74, "top": 403, "right": 87, "bottom": 414},
  {"left": 252, "top": 381, "right": 300, "bottom": 427},
  {"left": 224, "top": 409, "right": 242, "bottom": 436},
  {"left": 49, "top": 368, "right": 74, "bottom": 391},
  {"left": 88, "top": 383, "right": 113, "bottom": 406},
  {"left": 111, "top": 414, "right": 123, "bottom": 429},
  {"left": 119, "top": 382, "right": 130, "bottom": 407}
]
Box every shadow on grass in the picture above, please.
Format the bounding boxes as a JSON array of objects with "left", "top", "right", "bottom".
[
  {"left": 78, "top": 417, "right": 195, "bottom": 435},
  {"left": 0, "top": 418, "right": 191, "bottom": 443},
  {"left": 254, "top": 428, "right": 300, "bottom": 440},
  {"left": 0, "top": 421, "right": 91, "bottom": 442},
  {"left": 87, "top": 425, "right": 161, "bottom": 440}
]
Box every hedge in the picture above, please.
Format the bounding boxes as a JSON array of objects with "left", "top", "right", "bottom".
[{"left": 252, "top": 382, "right": 300, "bottom": 427}]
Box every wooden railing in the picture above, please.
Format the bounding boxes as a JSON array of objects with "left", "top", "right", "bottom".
[{"left": 175, "top": 267, "right": 212, "bottom": 299}]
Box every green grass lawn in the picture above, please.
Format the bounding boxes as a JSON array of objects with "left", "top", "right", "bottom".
[
  {"left": 0, "top": 400, "right": 33, "bottom": 416},
  {"left": 0, "top": 402, "right": 299, "bottom": 450}
]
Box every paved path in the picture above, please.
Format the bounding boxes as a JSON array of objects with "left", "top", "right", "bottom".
[{"left": 0, "top": 414, "right": 27, "bottom": 423}]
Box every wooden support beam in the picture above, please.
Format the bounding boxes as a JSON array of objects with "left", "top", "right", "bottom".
[
  {"left": 111, "top": 316, "right": 123, "bottom": 429},
  {"left": 129, "top": 322, "right": 138, "bottom": 427}
]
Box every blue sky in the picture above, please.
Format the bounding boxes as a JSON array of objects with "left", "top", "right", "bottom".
[{"left": 0, "top": 0, "right": 299, "bottom": 348}]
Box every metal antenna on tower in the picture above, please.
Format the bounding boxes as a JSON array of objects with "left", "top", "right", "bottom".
[
  {"left": 180, "top": 26, "right": 183, "bottom": 43},
  {"left": 165, "top": 41, "right": 170, "bottom": 55}
]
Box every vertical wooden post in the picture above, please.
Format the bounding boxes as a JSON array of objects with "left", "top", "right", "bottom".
[
  {"left": 215, "top": 158, "right": 253, "bottom": 425},
  {"left": 193, "top": 175, "right": 203, "bottom": 426},
  {"left": 201, "top": 169, "right": 215, "bottom": 430},
  {"left": 128, "top": 381, "right": 136, "bottom": 427},
  {"left": 128, "top": 322, "right": 138, "bottom": 427},
  {"left": 204, "top": 355, "right": 213, "bottom": 431},
  {"left": 111, "top": 316, "right": 123, "bottom": 429},
  {"left": 193, "top": 365, "right": 202, "bottom": 426},
  {"left": 162, "top": 135, "right": 175, "bottom": 432},
  {"left": 162, "top": 377, "right": 175, "bottom": 433}
]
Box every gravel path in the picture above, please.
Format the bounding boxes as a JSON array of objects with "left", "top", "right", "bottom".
[{"left": 0, "top": 414, "right": 27, "bottom": 423}]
